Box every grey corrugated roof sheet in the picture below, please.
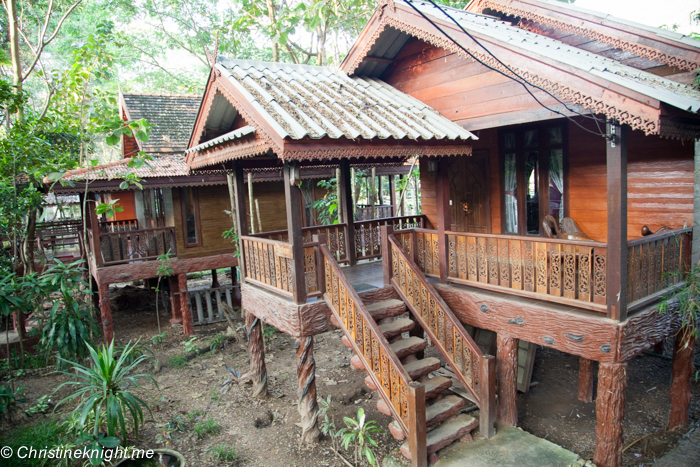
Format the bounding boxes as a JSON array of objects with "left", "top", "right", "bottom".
[
  {"left": 216, "top": 58, "right": 477, "bottom": 142},
  {"left": 407, "top": 0, "right": 700, "bottom": 113},
  {"left": 121, "top": 93, "right": 201, "bottom": 153},
  {"left": 185, "top": 126, "right": 256, "bottom": 154}
]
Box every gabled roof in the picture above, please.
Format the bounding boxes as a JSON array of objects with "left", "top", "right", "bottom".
[
  {"left": 120, "top": 93, "right": 201, "bottom": 154},
  {"left": 341, "top": 0, "right": 700, "bottom": 137},
  {"left": 466, "top": 0, "right": 700, "bottom": 75}
]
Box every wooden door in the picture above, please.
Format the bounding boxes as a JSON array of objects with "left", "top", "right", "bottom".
[{"left": 448, "top": 152, "right": 490, "bottom": 233}]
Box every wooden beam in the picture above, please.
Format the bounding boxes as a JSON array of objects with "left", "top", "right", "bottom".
[
  {"left": 693, "top": 140, "right": 700, "bottom": 265},
  {"left": 668, "top": 329, "right": 695, "bottom": 430},
  {"left": 389, "top": 175, "right": 397, "bottom": 217},
  {"left": 436, "top": 158, "right": 451, "bottom": 283},
  {"left": 98, "top": 283, "right": 113, "bottom": 343},
  {"left": 578, "top": 357, "right": 595, "bottom": 403},
  {"left": 594, "top": 362, "right": 627, "bottom": 467},
  {"left": 496, "top": 334, "right": 518, "bottom": 426},
  {"left": 284, "top": 161, "right": 308, "bottom": 304},
  {"left": 232, "top": 161, "right": 248, "bottom": 276},
  {"left": 339, "top": 160, "right": 357, "bottom": 265},
  {"left": 178, "top": 274, "right": 194, "bottom": 335},
  {"left": 606, "top": 120, "right": 628, "bottom": 321}
]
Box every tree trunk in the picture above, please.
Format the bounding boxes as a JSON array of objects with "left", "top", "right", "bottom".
[
  {"left": 23, "top": 209, "right": 37, "bottom": 274},
  {"left": 246, "top": 311, "right": 268, "bottom": 398},
  {"left": 295, "top": 336, "right": 320, "bottom": 444},
  {"left": 266, "top": 0, "right": 279, "bottom": 62},
  {"left": 668, "top": 328, "right": 695, "bottom": 430},
  {"left": 578, "top": 357, "right": 595, "bottom": 403},
  {"left": 594, "top": 362, "right": 627, "bottom": 467}
]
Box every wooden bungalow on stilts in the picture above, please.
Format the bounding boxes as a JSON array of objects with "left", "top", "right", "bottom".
[{"left": 136, "top": 1, "right": 697, "bottom": 465}]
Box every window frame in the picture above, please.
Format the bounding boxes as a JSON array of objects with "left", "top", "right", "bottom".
[
  {"left": 180, "top": 186, "right": 203, "bottom": 248},
  {"left": 499, "top": 122, "right": 568, "bottom": 236}
]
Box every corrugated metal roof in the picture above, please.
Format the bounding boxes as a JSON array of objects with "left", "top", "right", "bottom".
[
  {"left": 185, "top": 126, "right": 256, "bottom": 154},
  {"left": 405, "top": 0, "right": 700, "bottom": 113},
  {"left": 216, "top": 58, "right": 477, "bottom": 142},
  {"left": 57, "top": 154, "right": 188, "bottom": 183}
]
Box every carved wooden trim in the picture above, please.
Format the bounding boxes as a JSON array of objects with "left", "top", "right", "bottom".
[
  {"left": 188, "top": 138, "right": 273, "bottom": 169},
  {"left": 282, "top": 144, "right": 472, "bottom": 162},
  {"left": 470, "top": 0, "right": 700, "bottom": 72}
]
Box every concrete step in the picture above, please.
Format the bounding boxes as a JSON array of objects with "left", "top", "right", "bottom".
[
  {"left": 404, "top": 357, "right": 441, "bottom": 380},
  {"left": 426, "top": 395, "right": 466, "bottom": 427},
  {"left": 378, "top": 318, "right": 414, "bottom": 339},
  {"left": 366, "top": 299, "right": 407, "bottom": 321},
  {"left": 400, "top": 413, "right": 479, "bottom": 459},
  {"left": 424, "top": 376, "right": 452, "bottom": 400},
  {"left": 390, "top": 336, "right": 427, "bottom": 359}
]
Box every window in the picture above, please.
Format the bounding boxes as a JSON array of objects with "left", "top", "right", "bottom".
[
  {"left": 500, "top": 124, "right": 566, "bottom": 236},
  {"left": 180, "top": 187, "right": 201, "bottom": 246}
]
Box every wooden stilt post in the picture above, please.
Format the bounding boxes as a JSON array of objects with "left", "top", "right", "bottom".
[
  {"left": 339, "top": 160, "right": 357, "bottom": 266},
  {"left": 578, "top": 357, "right": 595, "bottom": 403},
  {"left": 211, "top": 269, "right": 219, "bottom": 288},
  {"left": 496, "top": 333, "right": 518, "bottom": 426},
  {"left": 231, "top": 267, "right": 241, "bottom": 307},
  {"left": 407, "top": 382, "right": 428, "bottom": 467},
  {"left": 480, "top": 354, "right": 497, "bottom": 438},
  {"left": 668, "top": 328, "right": 695, "bottom": 430},
  {"left": 284, "top": 162, "right": 307, "bottom": 305},
  {"left": 606, "top": 120, "right": 628, "bottom": 321},
  {"left": 435, "top": 158, "right": 451, "bottom": 283},
  {"left": 98, "top": 283, "right": 114, "bottom": 343},
  {"left": 594, "top": 362, "right": 627, "bottom": 467},
  {"left": 168, "top": 275, "right": 182, "bottom": 325},
  {"left": 245, "top": 310, "right": 268, "bottom": 398},
  {"left": 178, "top": 274, "right": 193, "bottom": 335},
  {"left": 295, "top": 336, "right": 320, "bottom": 444}
]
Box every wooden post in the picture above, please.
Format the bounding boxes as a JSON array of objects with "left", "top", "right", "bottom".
[
  {"left": 246, "top": 310, "right": 268, "bottom": 398},
  {"left": 98, "top": 282, "right": 113, "bottom": 343},
  {"left": 389, "top": 175, "right": 397, "bottom": 217},
  {"left": 381, "top": 225, "right": 394, "bottom": 286},
  {"left": 226, "top": 172, "right": 237, "bottom": 230},
  {"left": 336, "top": 168, "right": 343, "bottom": 222},
  {"left": 668, "top": 328, "right": 696, "bottom": 430},
  {"left": 606, "top": 120, "right": 628, "bottom": 321},
  {"left": 496, "top": 334, "right": 518, "bottom": 426},
  {"left": 435, "top": 158, "right": 451, "bottom": 283},
  {"left": 339, "top": 160, "right": 357, "bottom": 266},
  {"left": 312, "top": 234, "right": 326, "bottom": 294},
  {"left": 211, "top": 269, "right": 219, "bottom": 288},
  {"left": 232, "top": 161, "right": 248, "bottom": 276},
  {"left": 693, "top": 141, "right": 700, "bottom": 265},
  {"left": 295, "top": 336, "right": 320, "bottom": 444},
  {"left": 284, "top": 162, "right": 307, "bottom": 305},
  {"left": 407, "top": 382, "right": 428, "bottom": 467},
  {"left": 231, "top": 267, "right": 241, "bottom": 307},
  {"left": 178, "top": 274, "right": 193, "bottom": 335},
  {"left": 578, "top": 357, "right": 595, "bottom": 403},
  {"left": 168, "top": 275, "right": 182, "bottom": 325},
  {"left": 88, "top": 195, "right": 103, "bottom": 267},
  {"left": 248, "top": 172, "right": 255, "bottom": 234},
  {"left": 479, "top": 354, "right": 497, "bottom": 438},
  {"left": 594, "top": 362, "right": 627, "bottom": 467}
]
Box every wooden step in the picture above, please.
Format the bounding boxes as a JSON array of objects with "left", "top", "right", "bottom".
[
  {"left": 366, "top": 299, "right": 407, "bottom": 321},
  {"left": 390, "top": 337, "right": 426, "bottom": 359},
  {"left": 424, "top": 376, "right": 452, "bottom": 400},
  {"left": 378, "top": 318, "right": 414, "bottom": 339},
  {"left": 400, "top": 413, "right": 479, "bottom": 459},
  {"left": 404, "top": 357, "right": 441, "bottom": 380},
  {"left": 426, "top": 395, "right": 466, "bottom": 427}
]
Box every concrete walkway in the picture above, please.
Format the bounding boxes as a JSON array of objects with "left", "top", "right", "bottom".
[
  {"left": 654, "top": 427, "right": 700, "bottom": 467},
  {"left": 432, "top": 425, "right": 580, "bottom": 467}
]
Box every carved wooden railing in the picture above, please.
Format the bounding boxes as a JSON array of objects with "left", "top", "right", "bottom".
[
  {"left": 36, "top": 219, "right": 82, "bottom": 251},
  {"left": 355, "top": 215, "right": 425, "bottom": 261},
  {"left": 99, "top": 219, "right": 139, "bottom": 233},
  {"left": 355, "top": 204, "right": 394, "bottom": 221},
  {"left": 319, "top": 242, "right": 426, "bottom": 462},
  {"left": 386, "top": 232, "right": 496, "bottom": 438},
  {"left": 98, "top": 227, "right": 176, "bottom": 265},
  {"left": 253, "top": 224, "right": 348, "bottom": 263},
  {"left": 627, "top": 227, "right": 692, "bottom": 311},
  {"left": 241, "top": 236, "right": 322, "bottom": 299}
]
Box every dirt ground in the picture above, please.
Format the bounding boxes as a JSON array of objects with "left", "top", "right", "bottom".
[{"left": 2, "top": 278, "right": 699, "bottom": 466}]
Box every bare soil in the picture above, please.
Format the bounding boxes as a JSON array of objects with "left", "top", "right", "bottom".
[{"left": 2, "top": 280, "right": 699, "bottom": 467}]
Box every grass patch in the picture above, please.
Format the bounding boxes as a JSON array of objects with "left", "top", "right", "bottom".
[
  {"left": 195, "top": 418, "right": 222, "bottom": 439},
  {"left": 210, "top": 443, "right": 238, "bottom": 463},
  {"left": 210, "top": 388, "right": 221, "bottom": 403},
  {"left": 186, "top": 409, "right": 202, "bottom": 424},
  {"left": 168, "top": 354, "right": 187, "bottom": 369},
  {"left": 1, "top": 420, "right": 71, "bottom": 467}
]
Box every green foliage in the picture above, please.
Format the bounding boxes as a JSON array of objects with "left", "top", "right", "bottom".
[
  {"left": 155, "top": 414, "right": 186, "bottom": 445},
  {"left": 319, "top": 395, "right": 343, "bottom": 453},
  {"left": 24, "top": 394, "right": 51, "bottom": 418},
  {"left": 55, "top": 340, "right": 157, "bottom": 446},
  {"left": 186, "top": 409, "right": 203, "bottom": 424},
  {"left": 311, "top": 178, "right": 339, "bottom": 225},
  {"left": 660, "top": 263, "right": 700, "bottom": 339},
  {"left": 151, "top": 331, "right": 167, "bottom": 347},
  {"left": 208, "top": 333, "right": 226, "bottom": 353},
  {"left": 340, "top": 407, "right": 383, "bottom": 467},
  {"left": 183, "top": 337, "right": 199, "bottom": 355},
  {"left": 210, "top": 442, "right": 238, "bottom": 463},
  {"left": 0, "top": 420, "right": 70, "bottom": 467},
  {"left": 0, "top": 384, "right": 26, "bottom": 424},
  {"left": 263, "top": 324, "right": 279, "bottom": 344},
  {"left": 194, "top": 417, "right": 222, "bottom": 439},
  {"left": 168, "top": 354, "right": 187, "bottom": 369},
  {"left": 222, "top": 227, "right": 240, "bottom": 257}
]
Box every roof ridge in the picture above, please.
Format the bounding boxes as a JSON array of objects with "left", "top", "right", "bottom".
[{"left": 122, "top": 92, "right": 201, "bottom": 98}]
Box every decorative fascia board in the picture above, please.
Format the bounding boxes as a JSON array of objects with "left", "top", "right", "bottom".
[
  {"left": 282, "top": 144, "right": 472, "bottom": 162},
  {"left": 469, "top": 0, "right": 700, "bottom": 72}
]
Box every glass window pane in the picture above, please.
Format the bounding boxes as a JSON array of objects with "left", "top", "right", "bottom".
[
  {"left": 549, "top": 149, "right": 564, "bottom": 222},
  {"left": 184, "top": 188, "right": 198, "bottom": 244},
  {"left": 504, "top": 153, "right": 518, "bottom": 234},
  {"left": 524, "top": 130, "right": 538, "bottom": 147},
  {"left": 504, "top": 132, "right": 515, "bottom": 150},
  {"left": 525, "top": 151, "right": 539, "bottom": 234},
  {"left": 548, "top": 127, "right": 563, "bottom": 145}
]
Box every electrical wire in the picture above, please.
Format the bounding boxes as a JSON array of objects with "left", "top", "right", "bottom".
[{"left": 401, "top": 0, "right": 608, "bottom": 138}]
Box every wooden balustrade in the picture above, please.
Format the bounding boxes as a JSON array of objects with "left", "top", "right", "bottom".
[
  {"left": 253, "top": 224, "right": 347, "bottom": 263},
  {"left": 99, "top": 219, "right": 139, "bottom": 233},
  {"left": 355, "top": 204, "right": 394, "bottom": 221},
  {"left": 386, "top": 232, "right": 496, "bottom": 438},
  {"left": 627, "top": 227, "right": 692, "bottom": 311},
  {"left": 355, "top": 215, "right": 425, "bottom": 261},
  {"left": 319, "top": 242, "right": 424, "bottom": 447},
  {"left": 36, "top": 219, "right": 82, "bottom": 251},
  {"left": 98, "top": 227, "right": 175, "bottom": 265}
]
